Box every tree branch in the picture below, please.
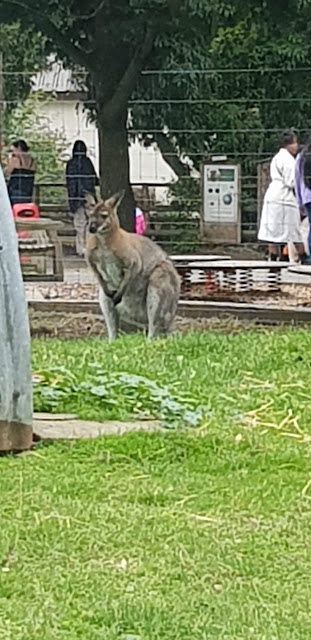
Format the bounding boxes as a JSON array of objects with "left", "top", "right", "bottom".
[
  {"left": 77, "top": 0, "right": 106, "bottom": 21},
  {"left": 101, "top": 25, "right": 155, "bottom": 123},
  {"left": 153, "top": 132, "right": 191, "bottom": 177},
  {"left": 0, "top": 0, "right": 90, "bottom": 69},
  {"left": 99, "top": 0, "right": 189, "bottom": 122}
]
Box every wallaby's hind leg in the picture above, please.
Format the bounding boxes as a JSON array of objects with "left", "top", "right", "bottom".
[
  {"left": 146, "top": 264, "right": 180, "bottom": 339},
  {"left": 99, "top": 288, "right": 119, "bottom": 340}
]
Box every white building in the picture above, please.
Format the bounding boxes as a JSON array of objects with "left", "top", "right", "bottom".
[{"left": 32, "top": 59, "right": 176, "bottom": 200}]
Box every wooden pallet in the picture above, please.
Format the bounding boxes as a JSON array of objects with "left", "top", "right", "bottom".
[{"left": 16, "top": 218, "right": 64, "bottom": 282}]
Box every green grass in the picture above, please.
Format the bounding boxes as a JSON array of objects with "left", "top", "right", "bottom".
[
  {"left": 32, "top": 328, "right": 311, "bottom": 431},
  {"left": 2, "top": 328, "right": 311, "bottom": 638}
]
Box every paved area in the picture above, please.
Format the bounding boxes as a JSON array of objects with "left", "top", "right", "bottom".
[{"left": 24, "top": 258, "right": 311, "bottom": 302}]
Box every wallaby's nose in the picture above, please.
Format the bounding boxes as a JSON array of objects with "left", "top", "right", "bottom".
[{"left": 89, "top": 221, "right": 97, "bottom": 234}]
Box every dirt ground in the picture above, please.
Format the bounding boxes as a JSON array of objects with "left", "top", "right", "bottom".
[{"left": 24, "top": 248, "right": 311, "bottom": 338}]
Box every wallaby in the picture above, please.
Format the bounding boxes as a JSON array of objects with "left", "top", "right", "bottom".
[{"left": 85, "top": 191, "right": 180, "bottom": 340}]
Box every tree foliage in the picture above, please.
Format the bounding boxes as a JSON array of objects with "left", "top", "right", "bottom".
[
  {"left": 0, "top": 1, "right": 310, "bottom": 152},
  {"left": 4, "top": 92, "right": 67, "bottom": 202},
  {"left": 132, "top": 1, "right": 311, "bottom": 163},
  {"left": 130, "top": 0, "right": 311, "bottom": 217},
  {"left": 1, "top": 1, "right": 311, "bottom": 227},
  {"left": 0, "top": 22, "right": 47, "bottom": 108}
]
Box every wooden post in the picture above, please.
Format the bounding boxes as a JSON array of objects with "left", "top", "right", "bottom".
[{"left": 0, "top": 166, "right": 33, "bottom": 451}]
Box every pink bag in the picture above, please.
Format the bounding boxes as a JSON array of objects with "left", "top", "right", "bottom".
[{"left": 135, "top": 207, "right": 146, "bottom": 235}]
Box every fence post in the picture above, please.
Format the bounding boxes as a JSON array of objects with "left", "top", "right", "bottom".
[{"left": 0, "top": 166, "right": 33, "bottom": 451}]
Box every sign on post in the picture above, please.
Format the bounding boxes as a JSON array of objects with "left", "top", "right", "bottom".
[{"left": 201, "top": 163, "right": 241, "bottom": 243}]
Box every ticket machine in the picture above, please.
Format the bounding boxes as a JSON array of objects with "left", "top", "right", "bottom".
[{"left": 201, "top": 162, "right": 241, "bottom": 243}]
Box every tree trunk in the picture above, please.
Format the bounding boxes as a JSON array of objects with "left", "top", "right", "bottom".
[
  {"left": 0, "top": 167, "right": 32, "bottom": 451},
  {"left": 98, "top": 110, "right": 135, "bottom": 232}
]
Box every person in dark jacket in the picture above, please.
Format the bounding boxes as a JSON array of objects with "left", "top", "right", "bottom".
[
  {"left": 4, "top": 139, "right": 35, "bottom": 205},
  {"left": 66, "top": 140, "right": 99, "bottom": 256}
]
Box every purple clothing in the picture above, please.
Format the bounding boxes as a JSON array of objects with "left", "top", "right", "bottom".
[{"left": 295, "top": 153, "right": 311, "bottom": 207}]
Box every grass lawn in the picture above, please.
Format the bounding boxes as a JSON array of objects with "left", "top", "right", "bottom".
[{"left": 2, "top": 328, "right": 311, "bottom": 638}]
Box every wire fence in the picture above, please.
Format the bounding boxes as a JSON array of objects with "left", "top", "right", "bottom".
[{"left": 2, "top": 64, "right": 311, "bottom": 304}]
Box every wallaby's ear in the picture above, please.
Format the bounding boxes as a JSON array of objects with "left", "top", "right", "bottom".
[
  {"left": 104, "top": 189, "right": 125, "bottom": 210},
  {"left": 92, "top": 199, "right": 106, "bottom": 215},
  {"left": 83, "top": 192, "right": 97, "bottom": 209}
]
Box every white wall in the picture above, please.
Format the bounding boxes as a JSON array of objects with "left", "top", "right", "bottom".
[
  {"left": 38, "top": 100, "right": 99, "bottom": 168},
  {"left": 38, "top": 100, "right": 176, "bottom": 190}
]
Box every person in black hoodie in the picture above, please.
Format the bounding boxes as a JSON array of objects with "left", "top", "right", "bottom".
[{"left": 66, "top": 140, "right": 99, "bottom": 256}]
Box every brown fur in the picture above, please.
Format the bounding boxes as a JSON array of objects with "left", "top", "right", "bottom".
[{"left": 85, "top": 191, "right": 180, "bottom": 339}]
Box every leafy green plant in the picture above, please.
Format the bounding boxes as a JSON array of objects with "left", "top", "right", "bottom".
[
  {"left": 4, "top": 92, "right": 67, "bottom": 204},
  {"left": 33, "top": 364, "right": 209, "bottom": 428},
  {"left": 169, "top": 176, "right": 201, "bottom": 212},
  {"left": 0, "top": 22, "right": 47, "bottom": 107}
]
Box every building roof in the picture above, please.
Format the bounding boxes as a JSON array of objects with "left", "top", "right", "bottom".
[{"left": 32, "top": 57, "right": 81, "bottom": 94}]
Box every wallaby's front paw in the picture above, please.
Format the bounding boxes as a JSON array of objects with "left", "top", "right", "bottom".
[
  {"left": 112, "top": 291, "right": 122, "bottom": 306},
  {"left": 106, "top": 290, "right": 122, "bottom": 306},
  {"left": 106, "top": 289, "right": 117, "bottom": 299},
  {"left": 105, "top": 291, "right": 117, "bottom": 302}
]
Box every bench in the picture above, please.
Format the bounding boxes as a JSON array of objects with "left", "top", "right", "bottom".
[
  {"left": 288, "top": 265, "right": 311, "bottom": 277},
  {"left": 171, "top": 254, "right": 231, "bottom": 264},
  {"left": 15, "top": 218, "right": 64, "bottom": 282}
]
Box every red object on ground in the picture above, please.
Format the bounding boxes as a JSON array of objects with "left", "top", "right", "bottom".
[
  {"left": 12, "top": 202, "right": 40, "bottom": 241},
  {"left": 205, "top": 270, "right": 218, "bottom": 294},
  {"left": 12, "top": 202, "right": 40, "bottom": 220},
  {"left": 12, "top": 203, "right": 40, "bottom": 263}
]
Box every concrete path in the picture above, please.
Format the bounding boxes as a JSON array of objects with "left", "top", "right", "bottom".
[{"left": 33, "top": 413, "right": 161, "bottom": 440}]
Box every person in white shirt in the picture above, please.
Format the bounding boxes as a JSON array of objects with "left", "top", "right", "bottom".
[{"left": 258, "top": 129, "right": 306, "bottom": 262}]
